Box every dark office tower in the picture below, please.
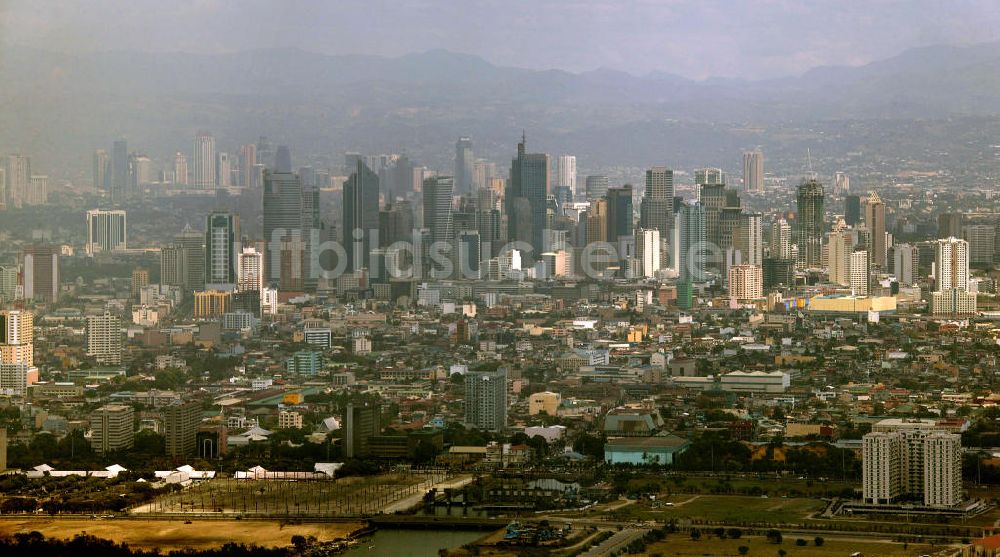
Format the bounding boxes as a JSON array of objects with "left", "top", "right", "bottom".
[
  {"left": 379, "top": 201, "right": 415, "bottom": 247},
  {"left": 795, "top": 179, "right": 825, "bottom": 268},
  {"left": 506, "top": 135, "right": 550, "bottom": 256},
  {"left": 640, "top": 167, "right": 674, "bottom": 238},
  {"left": 111, "top": 138, "right": 128, "bottom": 201},
  {"left": 455, "top": 137, "right": 474, "bottom": 194},
  {"left": 343, "top": 160, "right": 380, "bottom": 273},
  {"left": 239, "top": 144, "right": 257, "bottom": 188},
  {"left": 423, "top": 176, "right": 454, "bottom": 244},
  {"left": 386, "top": 155, "right": 415, "bottom": 200},
  {"left": 763, "top": 257, "right": 794, "bottom": 289},
  {"left": 205, "top": 212, "right": 239, "bottom": 288},
  {"left": 938, "top": 212, "right": 963, "bottom": 239},
  {"left": 274, "top": 145, "right": 292, "bottom": 173},
  {"left": 844, "top": 194, "right": 861, "bottom": 226},
  {"left": 93, "top": 150, "right": 110, "bottom": 192},
  {"left": 585, "top": 175, "right": 609, "bottom": 201},
  {"left": 345, "top": 402, "right": 381, "bottom": 458},
  {"left": 719, "top": 207, "right": 742, "bottom": 253},
  {"left": 263, "top": 170, "right": 303, "bottom": 286},
  {"left": 476, "top": 188, "right": 502, "bottom": 255},
  {"left": 163, "top": 401, "right": 202, "bottom": 458},
  {"left": 700, "top": 182, "right": 727, "bottom": 247},
  {"left": 21, "top": 245, "right": 59, "bottom": 302},
  {"left": 176, "top": 225, "right": 206, "bottom": 291},
  {"left": 457, "top": 230, "right": 482, "bottom": 279},
  {"left": 606, "top": 185, "right": 634, "bottom": 243}
]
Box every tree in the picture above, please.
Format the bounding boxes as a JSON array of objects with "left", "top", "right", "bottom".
[
  {"left": 778, "top": 550, "right": 787, "bottom": 557},
  {"left": 738, "top": 546, "right": 750, "bottom": 556},
  {"left": 814, "top": 536, "right": 824, "bottom": 546},
  {"left": 795, "top": 538, "right": 807, "bottom": 546},
  {"left": 727, "top": 528, "right": 743, "bottom": 540},
  {"left": 690, "top": 528, "right": 701, "bottom": 541},
  {"left": 766, "top": 529, "right": 782, "bottom": 544}
]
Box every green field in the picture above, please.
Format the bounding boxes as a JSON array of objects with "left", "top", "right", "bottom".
[{"left": 644, "top": 534, "right": 936, "bottom": 557}]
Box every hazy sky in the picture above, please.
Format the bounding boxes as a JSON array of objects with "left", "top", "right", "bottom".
[{"left": 3, "top": 0, "right": 1000, "bottom": 79}]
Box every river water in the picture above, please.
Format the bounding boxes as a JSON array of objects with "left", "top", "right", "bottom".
[{"left": 341, "top": 529, "right": 485, "bottom": 557}]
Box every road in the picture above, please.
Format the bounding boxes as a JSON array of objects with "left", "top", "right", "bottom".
[{"left": 579, "top": 528, "right": 648, "bottom": 557}]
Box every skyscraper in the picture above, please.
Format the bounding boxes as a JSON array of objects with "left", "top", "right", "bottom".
[
  {"left": 962, "top": 224, "right": 995, "bottom": 266},
  {"left": 640, "top": 167, "right": 674, "bottom": 239},
  {"left": 850, "top": 250, "right": 869, "bottom": 295},
  {"left": 826, "top": 230, "right": 855, "bottom": 286},
  {"left": 86, "top": 311, "right": 122, "bottom": 365},
  {"left": 342, "top": 160, "right": 380, "bottom": 273},
  {"left": 699, "top": 182, "right": 727, "bottom": 248},
  {"left": 176, "top": 225, "right": 206, "bottom": 291},
  {"left": 606, "top": 185, "right": 634, "bottom": 244},
  {"left": 734, "top": 212, "right": 763, "bottom": 265},
  {"left": 237, "top": 247, "right": 264, "bottom": 293},
  {"left": 464, "top": 368, "right": 508, "bottom": 431},
  {"left": 770, "top": 218, "right": 792, "bottom": 259},
  {"left": 86, "top": 209, "right": 128, "bottom": 255},
  {"left": 506, "top": 135, "right": 549, "bottom": 256},
  {"left": 27, "top": 175, "right": 47, "bottom": 206},
  {"left": 90, "top": 405, "right": 134, "bottom": 454},
  {"left": 938, "top": 213, "right": 963, "bottom": 239},
  {"left": 4, "top": 154, "right": 31, "bottom": 209},
  {"left": 173, "top": 152, "right": 189, "bottom": 186},
  {"left": 728, "top": 264, "right": 763, "bottom": 301},
  {"left": 344, "top": 402, "right": 381, "bottom": 458},
  {"left": 676, "top": 201, "right": 707, "bottom": 283},
  {"left": 205, "top": 212, "right": 239, "bottom": 288},
  {"left": 844, "top": 194, "right": 861, "bottom": 226},
  {"left": 585, "top": 175, "right": 609, "bottom": 201},
  {"left": 274, "top": 145, "right": 292, "bottom": 173},
  {"left": 454, "top": 137, "right": 474, "bottom": 194},
  {"left": 239, "top": 144, "right": 258, "bottom": 188},
  {"left": 21, "top": 245, "right": 59, "bottom": 302},
  {"left": 0, "top": 310, "right": 34, "bottom": 367},
  {"left": 893, "top": 243, "right": 918, "bottom": 287},
  {"left": 216, "top": 152, "right": 232, "bottom": 188},
  {"left": 864, "top": 191, "right": 886, "bottom": 269},
  {"left": 192, "top": 132, "right": 217, "bottom": 188},
  {"left": 423, "top": 176, "right": 455, "bottom": 243},
  {"left": 163, "top": 401, "right": 202, "bottom": 458},
  {"left": 795, "top": 179, "right": 825, "bottom": 268},
  {"left": 834, "top": 171, "right": 851, "bottom": 194},
  {"left": 93, "top": 150, "right": 110, "bottom": 191},
  {"left": 742, "top": 150, "right": 764, "bottom": 193},
  {"left": 934, "top": 237, "right": 969, "bottom": 292},
  {"left": 695, "top": 167, "right": 725, "bottom": 186},
  {"left": 557, "top": 155, "right": 577, "bottom": 197},
  {"left": 635, "top": 228, "right": 661, "bottom": 278},
  {"left": 111, "top": 138, "right": 128, "bottom": 201}
]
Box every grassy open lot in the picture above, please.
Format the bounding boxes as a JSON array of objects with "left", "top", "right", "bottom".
[
  {"left": 579, "top": 495, "right": 826, "bottom": 525},
  {"left": 0, "top": 517, "right": 364, "bottom": 551},
  {"left": 645, "top": 534, "right": 937, "bottom": 556},
  {"left": 138, "top": 472, "right": 444, "bottom": 516}
]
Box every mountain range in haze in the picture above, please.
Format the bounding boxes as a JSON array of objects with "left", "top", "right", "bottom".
[{"left": 4, "top": 40, "right": 1000, "bottom": 179}]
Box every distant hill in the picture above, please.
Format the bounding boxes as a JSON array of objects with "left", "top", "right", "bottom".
[{"left": 3, "top": 42, "right": 1000, "bottom": 176}]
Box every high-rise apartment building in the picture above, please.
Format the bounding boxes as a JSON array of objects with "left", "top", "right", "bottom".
[
  {"left": 834, "top": 171, "right": 851, "bottom": 195},
  {"left": 216, "top": 152, "right": 232, "bottom": 188},
  {"left": 163, "top": 401, "right": 202, "bottom": 457},
  {"left": 770, "top": 218, "right": 792, "bottom": 259},
  {"left": 237, "top": 247, "right": 264, "bottom": 293},
  {"left": 86, "top": 209, "right": 127, "bottom": 255},
  {"left": 742, "top": 150, "right": 763, "bottom": 193},
  {"left": 0, "top": 310, "right": 33, "bottom": 367},
  {"left": 192, "top": 132, "right": 217, "bottom": 188},
  {"left": 863, "top": 419, "right": 962, "bottom": 508},
  {"left": 465, "top": 368, "right": 508, "bottom": 431},
  {"left": 173, "top": 152, "right": 189, "bottom": 186},
  {"left": 728, "top": 264, "right": 762, "bottom": 301},
  {"left": 635, "top": 228, "right": 661, "bottom": 278},
  {"left": 111, "top": 139, "right": 128, "bottom": 200},
  {"left": 86, "top": 311, "right": 122, "bottom": 365},
  {"left": 893, "top": 243, "right": 918, "bottom": 286},
  {"left": 962, "top": 224, "right": 995, "bottom": 266},
  {"left": 734, "top": 212, "right": 763, "bottom": 266},
  {"left": 795, "top": 179, "right": 825, "bottom": 268},
  {"left": 90, "top": 404, "right": 134, "bottom": 453},
  {"left": 934, "top": 237, "right": 969, "bottom": 292},
  {"left": 850, "top": 250, "right": 870, "bottom": 296}
]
